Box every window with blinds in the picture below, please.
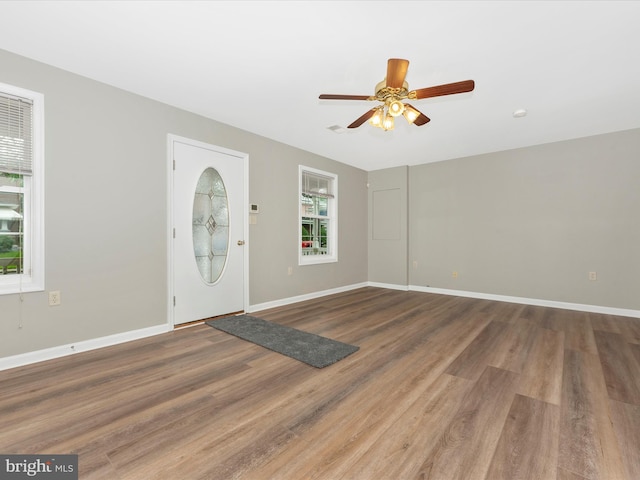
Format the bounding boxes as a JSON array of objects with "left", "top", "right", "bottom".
[
  {"left": 0, "top": 83, "right": 44, "bottom": 294},
  {"left": 0, "top": 93, "right": 33, "bottom": 175},
  {"left": 299, "top": 166, "right": 337, "bottom": 265}
]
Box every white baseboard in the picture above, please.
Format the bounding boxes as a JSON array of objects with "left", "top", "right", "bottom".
[
  {"left": 2, "top": 283, "right": 369, "bottom": 372},
  {"left": 247, "top": 280, "right": 640, "bottom": 319},
  {"left": 5, "top": 282, "right": 637, "bottom": 372},
  {"left": 367, "top": 282, "right": 409, "bottom": 291},
  {"left": 249, "top": 282, "right": 369, "bottom": 313},
  {"left": 0, "top": 324, "right": 171, "bottom": 372},
  {"left": 408, "top": 285, "right": 640, "bottom": 318}
]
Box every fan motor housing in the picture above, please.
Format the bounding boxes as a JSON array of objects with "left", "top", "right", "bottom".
[{"left": 373, "top": 80, "right": 410, "bottom": 102}]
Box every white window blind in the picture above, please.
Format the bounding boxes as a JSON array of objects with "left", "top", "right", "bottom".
[
  {"left": 302, "top": 170, "right": 335, "bottom": 199},
  {"left": 0, "top": 92, "right": 33, "bottom": 175}
]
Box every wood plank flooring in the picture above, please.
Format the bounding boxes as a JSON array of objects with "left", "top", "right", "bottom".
[{"left": 1, "top": 287, "right": 639, "bottom": 479}]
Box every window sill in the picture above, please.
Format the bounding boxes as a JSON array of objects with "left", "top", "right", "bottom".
[
  {"left": 0, "top": 279, "right": 44, "bottom": 296},
  {"left": 299, "top": 255, "right": 337, "bottom": 266}
]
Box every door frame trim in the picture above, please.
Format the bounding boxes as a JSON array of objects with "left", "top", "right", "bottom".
[{"left": 166, "top": 134, "right": 249, "bottom": 328}]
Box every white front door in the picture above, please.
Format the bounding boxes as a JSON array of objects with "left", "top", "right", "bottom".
[{"left": 169, "top": 136, "right": 247, "bottom": 326}]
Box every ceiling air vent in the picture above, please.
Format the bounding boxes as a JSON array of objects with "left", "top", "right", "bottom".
[{"left": 327, "top": 125, "right": 347, "bottom": 134}]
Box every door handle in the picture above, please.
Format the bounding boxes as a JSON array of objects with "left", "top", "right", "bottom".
[{"left": 237, "top": 240, "right": 245, "bottom": 246}]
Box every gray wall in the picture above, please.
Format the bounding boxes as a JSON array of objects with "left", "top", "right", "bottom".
[
  {"left": 408, "top": 128, "right": 640, "bottom": 310},
  {"left": 368, "top": 166, "right": 408, "bottom": 286},
  {"left": 0, "top": 49, "right": 367, "bottom": 358},
  {"left": 247, "top": 140, "right": 368, "bottom": 304},
  {"left": 2, "top": 45, "right": 638, "bottom": 361}
]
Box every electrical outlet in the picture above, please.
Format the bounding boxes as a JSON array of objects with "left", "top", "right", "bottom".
[
  {"left": 588, "top": 271, "right": 597, "bottom": 281},
  {"left": 413, "top": 261, "right": 418, "bottom": 269},
  {"left": 452, "top": 271, "right": 458, "bottom": 279},
  {"left": 49, "top": 291, "right": 61, "bottom": 306},
  {"left": 287, "top": 266, "right": 293, "bottom": 276}
]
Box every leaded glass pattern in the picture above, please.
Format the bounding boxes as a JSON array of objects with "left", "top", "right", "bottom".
[{"left": 192, "top": 168, "right": 229, "bottom": 283}]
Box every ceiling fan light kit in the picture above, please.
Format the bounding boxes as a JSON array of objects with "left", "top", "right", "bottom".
[
  {"left": 370, "top": 107, "right": 383, "bottom": 127},
  {"left": 402, "top": 104, "right": 421, "bottom": 123},
  {"left": 320, "top": 58, "right": 475, "bottom": 131},
  {"left": 382, "top": 111, "right": 394, "bottom": 131},
  {"left": 388, "top": 99, "right": 405, "bottom": 117}
]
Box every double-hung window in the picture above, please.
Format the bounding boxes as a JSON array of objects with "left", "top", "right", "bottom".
[
  {"left": 0, "top": 83, "right": 44, "bottom": 294},
  {"left": 299, "top": 166, "right": 337, "bottom": 265}
]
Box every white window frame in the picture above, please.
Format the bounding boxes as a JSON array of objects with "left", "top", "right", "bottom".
[
  {"left": 299, "top": 165, "right": 337, "bottom": 265},
  {"left": 0, "top": 83, "right": 45, "bottom": 295}
]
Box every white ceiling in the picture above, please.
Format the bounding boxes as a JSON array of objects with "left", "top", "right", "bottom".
[{"left": 2, "top": 1, "right": 640, "bottom": 171}]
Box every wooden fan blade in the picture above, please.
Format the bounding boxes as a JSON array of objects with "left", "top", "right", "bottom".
[
  {"left": 411, "top": 80, "right": 475, "bottom": 100},
  {"left": 347, "top": 108, "right": 377, "bottom": 128},
  {"left": 404, "top": 103, "right": 430, "bottom": 126},
  {"left": 386, "top": 58, "right": 410, "bottom": 89},
  {"left": 319, "top": 94, "right": 371, "bottom": 100}
]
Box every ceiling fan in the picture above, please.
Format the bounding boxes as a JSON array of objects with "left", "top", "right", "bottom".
[{"left": 319, "top": 58, "right": 475, "bottom": 131}]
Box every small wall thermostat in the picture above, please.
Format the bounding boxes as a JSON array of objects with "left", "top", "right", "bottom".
[{"left": 250, "top": 203, "right": 259, "bottom": 213}]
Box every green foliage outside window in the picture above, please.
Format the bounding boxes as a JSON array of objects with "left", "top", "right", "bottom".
[{"left": 0, "top": 236, "right": 14, "bottom": 252}]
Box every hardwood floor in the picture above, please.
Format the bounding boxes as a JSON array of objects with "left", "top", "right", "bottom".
[{"left": 1, "top": 287, "right": 639, "bottom": 479}]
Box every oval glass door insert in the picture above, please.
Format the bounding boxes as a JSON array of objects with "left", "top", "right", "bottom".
[{"left": 192, "top": 167, "right": 229, "bottom": 284}]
